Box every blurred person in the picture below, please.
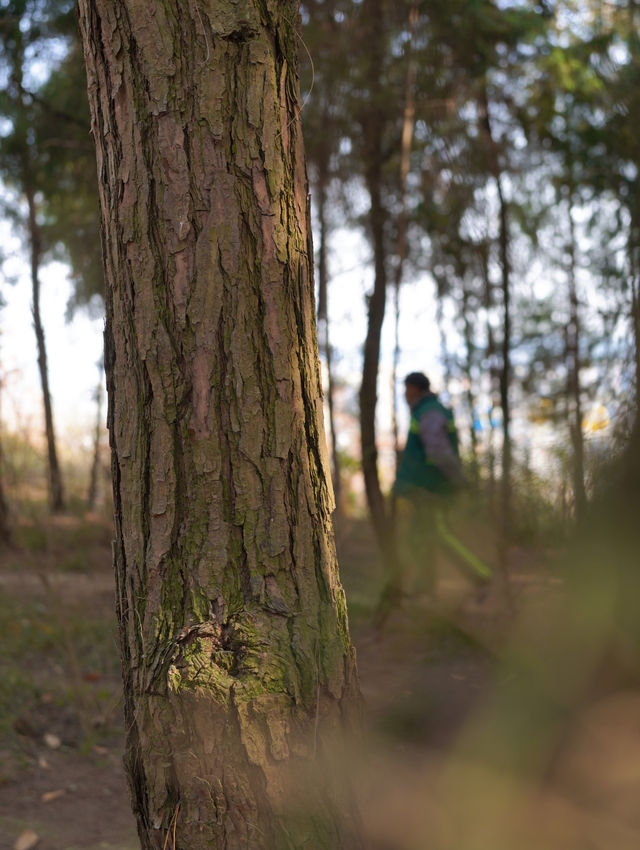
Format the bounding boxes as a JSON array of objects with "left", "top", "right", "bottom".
[{"left": 393, "top": 372, "right": 489, "bottom": 597}]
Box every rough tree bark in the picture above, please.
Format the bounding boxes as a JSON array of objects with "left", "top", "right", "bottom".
[{"left": 77, "top": 2, "right": 361, "bottom": 848}]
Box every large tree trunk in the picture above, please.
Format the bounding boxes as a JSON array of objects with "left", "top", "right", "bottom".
[{"left": 77, "top": 3, "right": 361, "bottom": 848}]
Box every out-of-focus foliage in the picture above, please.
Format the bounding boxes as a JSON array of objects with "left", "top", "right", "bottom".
[
  {"left": 36, "top": 39, "right": 103, "bottom": 315},
  {"left": 0, "top": 0, "right": 638, "bottom": 528},
  {"left": 299, "top": 0, "right": 640, "bottom": 534},
  {"left": 0, "top": 0, "right": 102, "bottom": 315}
]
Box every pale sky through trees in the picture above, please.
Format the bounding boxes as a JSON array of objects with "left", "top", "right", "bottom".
[
  {"left": 0, "top": 214, "right": 614, "bottom": 491},
  {"left": 0, "top": 225, "right": 103, "bottom": 441},
  {"left": 0, "top": 222, "right": 442, "bottom": 457}
]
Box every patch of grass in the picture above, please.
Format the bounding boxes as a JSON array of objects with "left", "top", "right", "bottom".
[
  {"left": 15, "top": 523, "right": 48, "bottom": 552},
  {"left": 0, "top": 589, "right": 120, "bottom": 745},
  {"left": 43, "top": 516, "right": 113, "bottom": 556},
  {"left": 0, "top": 669, "right": 39, "bottom": 736},
  {"left": 58, "top": 551, "right": 90, "bottom": 572}
]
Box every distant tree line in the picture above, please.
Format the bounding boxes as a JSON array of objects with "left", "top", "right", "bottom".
[{"left": 0, "top": 0, "right": 639, "bottom": 552}]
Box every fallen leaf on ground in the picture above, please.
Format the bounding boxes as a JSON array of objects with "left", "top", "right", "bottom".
[
  {"left": 14, "top": 829, "right": 39, "bottom": 850},
  {"left": 43, "top": 733, "right": 61, "bottom": 749},
  {"left": 13, "top": 716, "right": 36, "bottom": 738},
  {"left": 37, "top": 756, "right": 49, "bottom": 769},
  {"left": 41, "top": 789, "right": 65, "bottom": 803},
  {"left": 81, "top": 672, "right": 101, "bottom": 682},
  {"left": 92, "top": 745, "right": 109, "bottom": 755}
]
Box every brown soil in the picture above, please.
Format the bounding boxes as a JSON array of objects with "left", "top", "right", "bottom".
[{"left": 1, "top": 514, "right": 639, "bottom": 850}]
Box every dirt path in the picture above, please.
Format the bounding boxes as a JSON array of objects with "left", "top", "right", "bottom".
[
  {"left": 0, "top": 516, "right": 496, "bottom": 850},
  {"left": 2, "top": 516, "right": 639, "bottom": 850}
]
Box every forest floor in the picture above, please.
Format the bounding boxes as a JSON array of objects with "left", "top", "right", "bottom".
[{"left": 1, "top": 509, "right": 639, "bottom": 850}]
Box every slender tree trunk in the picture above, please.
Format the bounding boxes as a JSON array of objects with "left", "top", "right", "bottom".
[
  {"left": 565, "top": 178, "right": 587, "bottom": 522},
  {"left": 391, "top": 286, "right": 401, "bottom": 462},
  {"left": 316, "top": 148, "right": 342, "bottom": 517},
  {"left": 0, "top": 470, "right": 10, "bottom": 545},
  {"left": 461, "top": 285, "right": 479, "bottom": 482},
  {"left": 632, "top": 270, "right": 640, "bottom": 403},
  {"left": 480, "top": 236, "right": 498, "bottom": 509},
  {"left": 78, "top": 3, "right": 361, "bottom": 848},
  {"left": 629, "top": 225, "right": 640, "bottom": 414},
  {"left": 391, "top": 1, "right": 419, "bottom": 486},
  {"left": 13, "top": 49, "right": 65, "bottom": 514},
  {"left": 23, "top": 157, "right": 65, "bottom": 513},
  {"left": 435, "top": 283, "right": 453, "bottom": 387},
  {"left": 0, "top": 363, "right": 10, "bottom": 544},
  {"left": 359, "top": 0, "right": 392, "bottom": 555},
  {"left": 479, "top": 83, "right": 512, "bottom": 552},
  {"left": 87, "top": 378, "right": 104, "bottom": 510},
  {"left": 496, "top": 175, "right": 512, "bottom": 543},
  {"left": 359, "top": 170, "right": 388, "bottom": 548},
  {"left": 0, "top": 404, "right": 10, "bottom": 546}
]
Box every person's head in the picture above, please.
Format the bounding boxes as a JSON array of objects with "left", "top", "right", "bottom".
[{"left": 404, "top": 372, "right": 431, "bottom": 406}]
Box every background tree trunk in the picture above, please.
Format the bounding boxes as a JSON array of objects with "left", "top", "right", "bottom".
[
  {"left": 390, "top": 0, "right": 418, "bottom": 516},
  {"left": 12, "top": 37, "right": 65, "bottom": 514},
  {"left": 461, "top": 284, "right": 480, "bottom": 484},
  {"left": 0, "top": 426, "right": 11, "bottom": 546},
  {"left": 481, "top": 237, "right": 498, "bottom": 512},
  {"left": 87, "top": 377, "right": 104, "bottom": 511},
  {"left": 24, "top": 159, "right": 65, "bottom": 514},
  {"left": 77, "top": 2, "right": 361, "bottom": 848},
  {"left": 479, "top": 83, "right": 512, "bottom": 562},
  {"left": 628, "top": 222, "right": 640, "bottom": 435},
  {"left": 632, "top": 265, "right": 640, "bottom": 405},
  {"left": 496, "top": 174, "right": 512, "bottom": 545},
  {"left": 565, "top": 175, "right": 587, "bottom": 523},
  {"left": 316, "top": 147, "right": 343, "bottom": 518},
  {"left": 359, "top": 0, "right": 392, "bottom": 553}
]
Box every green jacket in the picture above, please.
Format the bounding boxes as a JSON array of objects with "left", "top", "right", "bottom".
[{"left": 394, "top": 394, "right": 460, "bottom": 495}]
